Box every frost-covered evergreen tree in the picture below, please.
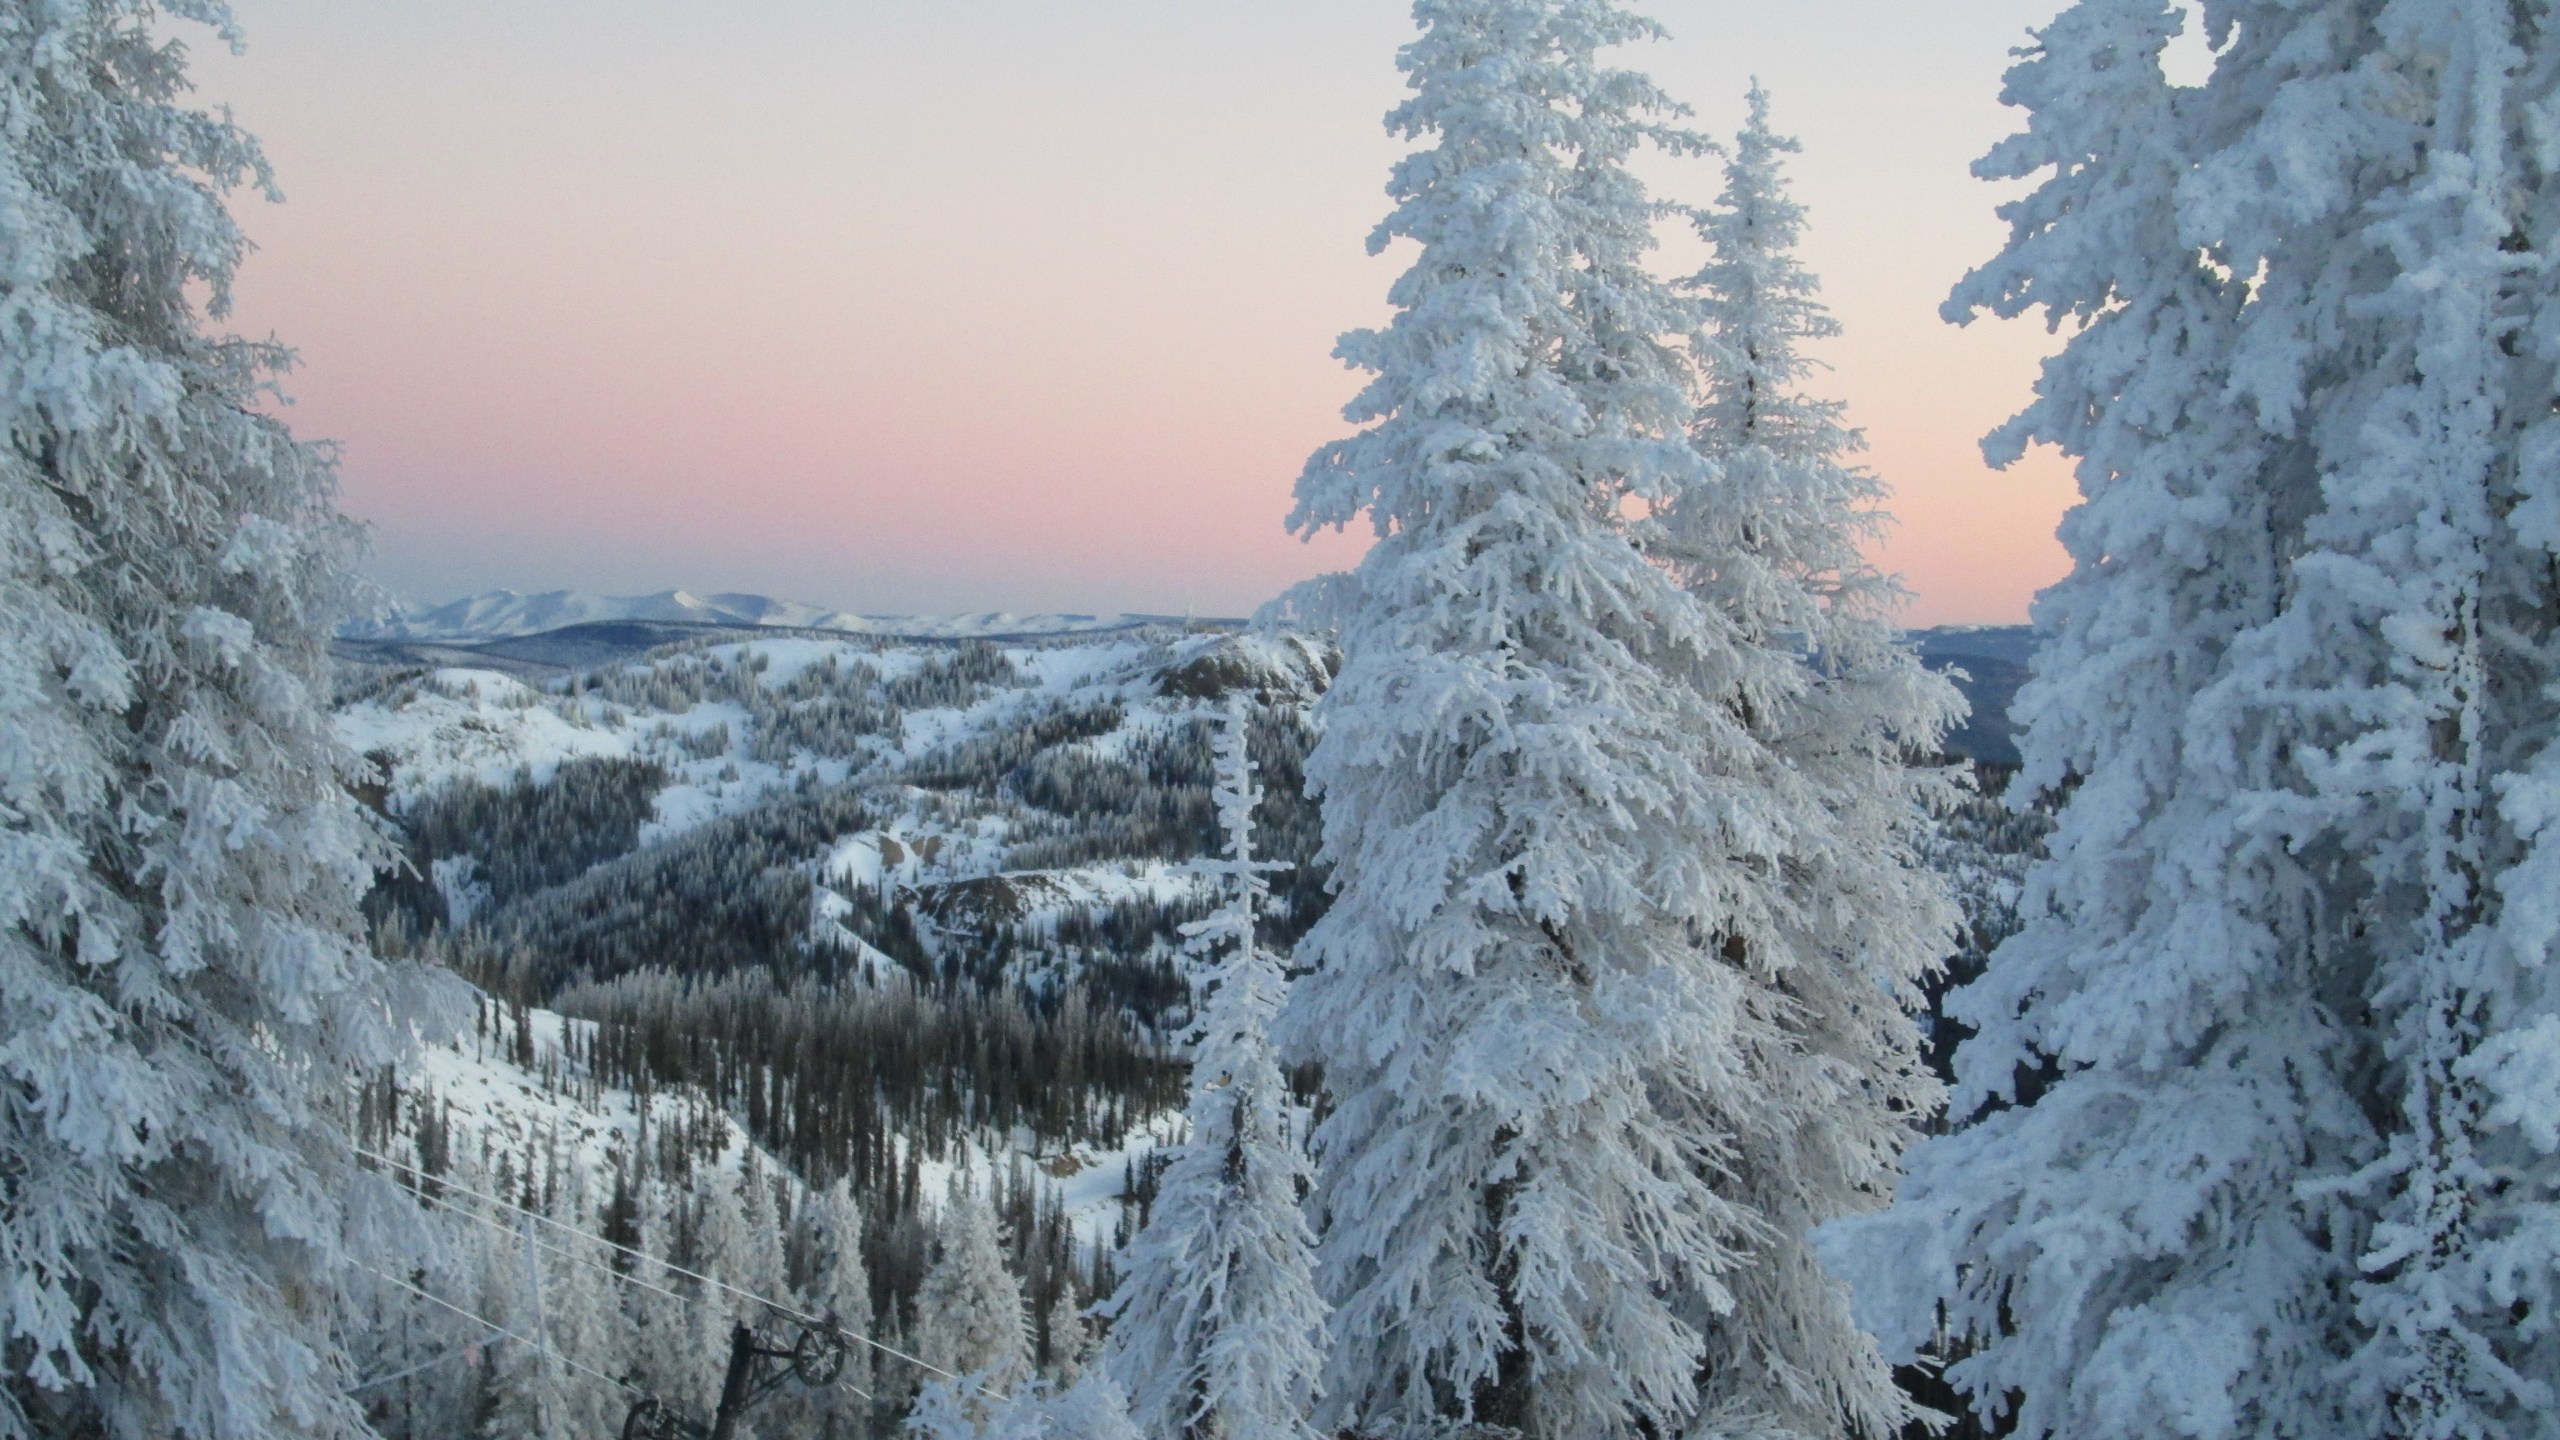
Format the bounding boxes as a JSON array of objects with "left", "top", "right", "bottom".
[
  {"left": 536, "top": 1175, "right": 628, "bottom": 1440},
  {"left": 784, "top": 1176, "right": 875, "bottom": 1440},
  {"left": 799, "top": 1177, "right": 873, "bottom": 1347},
  {"left": 1823, "top": 3, "right": 2560, "bottom": 1437},
  {"left": 916, "top": 1179, "right": 1030, "bottom": 1392},
  {"left": 631, "top": 1179, "right": 722, "bottom": 1409},
  {"left": 1039, "top": 1288, "right": 1090, "bottom": 1385},
  {"left": 0, "top": 3, "right": 443, "bottom": 1436},
  {"left": 1639, "top": 85, "right": 1964, "bottom": 1439},
  {"left": 345, "top": 1266, "right": 481, "bottom": 1440},
  {"left": 1100, "top": 696, "right": 1325, "bottom": 1440},
  {"left": 909, "top": 1369, "right": 1142, "bottom": 1440},
  {"left": 733, "top": 1153, "right": 792, "bottom": 1325},
  {"left": 474, "top": 1225, "right": 560, "bottom": 1440},
  {"left": 1283, "top": 4, "right": 1952, "bottom": 1437}
]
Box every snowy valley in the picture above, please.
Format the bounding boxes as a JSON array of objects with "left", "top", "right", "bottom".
[{"left": 329, "top": 614, "right": 2041, "bottom": 1439}]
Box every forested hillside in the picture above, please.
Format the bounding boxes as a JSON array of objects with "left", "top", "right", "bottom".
[
  {"left": 329, "top": 619, "right": 2041, "bottom": 1436},
  {"left": 335, "top": 625, "right": 1349, "bottom": 1431}
]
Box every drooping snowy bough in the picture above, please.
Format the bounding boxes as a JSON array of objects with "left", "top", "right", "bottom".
[
  {"left": 1284, "top": 6, "right": 1957, "bottom": 1438},
  {"left": 1822, "top": 3, "right": 2560, "bottom": 1436},
  {"left": 0, "top": 3, "right": 446, "bottom": 1436}
]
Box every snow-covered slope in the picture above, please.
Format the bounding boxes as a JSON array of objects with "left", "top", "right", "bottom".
[
  {"left": 338, "top": 624, "right": 1340, "bottom": 1057},
  {"left": 390, "top": 1005, "right": 1160, "bottom": 1248}
]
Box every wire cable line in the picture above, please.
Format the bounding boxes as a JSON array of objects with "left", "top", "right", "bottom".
[
  {"left": 354, "top": 1142, "right": 991, "bottom": 1399},
  {"left": 357, "top": 1263, "right": 649, "bottom": 1401},
  {"left": 345, "top": 1323, "right": 507, "bottom": 1395},
  {"left": 400, "top": 1174, "right": 709, "bottom": 1321}
]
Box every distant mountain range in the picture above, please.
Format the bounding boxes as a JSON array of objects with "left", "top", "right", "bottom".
[
  {"left": 345, "top": 588, "right": 1191, "bottom": 643},
  {"left": 344, "top": 587, "right": 2037, "bottom": 763}
]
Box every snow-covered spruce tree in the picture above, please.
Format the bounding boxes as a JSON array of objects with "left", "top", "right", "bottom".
[
  {"left": 1039, "top": 1288, "right": 1090, "bottom": 1384},
  {"left": 780, "top": 1176, "right": 875, "bottom": 1440},
  {"left": 1821, "top": 3, "right": 2560, "bottom": 1436},
  {"left": 1638, "top": 85, "right": 1964, "bottom": 1438},
  {"left": 733, "top": 1152, "right": 792, "bottom": 1326},
  {"left": 1284, "top": 5, "right": 1952, "bottom": 1438},
  {"left": 915, "top": 1177, "right": 1031, "bottom": 1393},
  {"left": 909, "top": 1370, "right": 1143, "bottom": 1440},
  {"left": 797, "top": 1177, "right": 874, "bottom": 1353},
  {"left": 1100, "top": 695, "right": 1326, "bottom": 1440},
  {"left": 474, "top": 1222, "right": 561, "bottom": 1440},
  {"left": 0, "top": 3, "right": 445, "bottom": 1437},
  {"left": 534, "top": 1173, "right": 629, "bottom": 1440},
  {"left": 630, "top": 1177, "right": 722, "bottom": 1410}
]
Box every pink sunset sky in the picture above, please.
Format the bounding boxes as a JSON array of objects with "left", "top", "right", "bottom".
[{"left": 198, "top": 0, "right": 2098, "bottom": 625}]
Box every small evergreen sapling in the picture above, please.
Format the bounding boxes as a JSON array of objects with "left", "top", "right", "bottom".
[{"left": 1100, "top": 696, "right": 1326, "bottom": 1440}]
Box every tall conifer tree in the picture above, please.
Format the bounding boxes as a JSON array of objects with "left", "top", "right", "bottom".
[
  {"left": 1652, "top": 86, "right": 1963, "bottom": 1438},
  {"left": 1825, "top": 3, "right": 2560, "bottom": 1436},
  {"left": 631, "top": 1179, "right": 720, "bottom": 1409},
  {"left": 916, "top": 1179, "right": 1031, "bottom": 1392},
  {"left": 1284, "top": 5, "right": 1952, "bottom": 1437},
  {"left": 1101, "top": 696, "right": 1326, "bottom": 1440},
  {"left": 785, "top": 1177, "right": 874, "bottom": 1440},
  {"left": 0, "top": 3, "right": 438, "bottom": 1435}
]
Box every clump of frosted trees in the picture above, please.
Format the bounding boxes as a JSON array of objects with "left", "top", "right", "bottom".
[
  {"left": 352, "top": 1071, "right": 1137, "bottom": 1440},
  {"left": 1280, "top": 3, "right": 1958, "bottom": 1438},
  {"left": 1825, "top": 2, "right": 2560, "bottom": 1437}
]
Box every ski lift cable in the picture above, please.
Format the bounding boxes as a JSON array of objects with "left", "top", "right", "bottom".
[
  {"left": 352, "top": 1142, "right": 987, "bottom": 1395},
  {"left": 398, "top": 1172, "right": 711, "bottom": 1322},
  {"left": 344, "top": 1322, "right": 507, "bottom": 1395},
  {"left": 352, "top": 1143, "right": 817, "bottom": 1323},
  {"left": 375, "top": 1191, "right": 881, "bottom": 1409},
  {"left": 357, "top": 1263, "right": 650, "bottom": 1401}
]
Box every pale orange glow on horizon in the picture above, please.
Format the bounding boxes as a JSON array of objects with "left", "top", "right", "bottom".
[{"left": 201, "top": 0, "right": 2082, "bottom": 626}]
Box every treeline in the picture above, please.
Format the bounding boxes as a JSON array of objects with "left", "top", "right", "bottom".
[
  {"left": 397, "top": 755, "right": 668, "bottom": 905},
  {"left": 467, "top": 777, "right": 885, "bottom": 992},
  {"left": 954, "top": 900, "right": 1201, "bottom": 1023},
  {"left": 534, "top": 971, "right": 1142, "bottom": 1378},
  {"left": 357, "top": 993, "right": 1124, "bottom": 1430},
  {"left": 550, "top": 967, "right": 1182, "bottom": 1185},
  {"left": 575, "top": 637, "right": 1022, "bottom": 745}
]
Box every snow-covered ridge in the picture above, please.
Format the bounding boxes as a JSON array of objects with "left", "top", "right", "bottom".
[{"left": 346, "top": 587, "right": 1196, "bottom": 643}]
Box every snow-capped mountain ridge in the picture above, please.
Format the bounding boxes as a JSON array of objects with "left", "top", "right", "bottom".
[{"left": 347, "top": 588, "right": 1188, "bottom": 643}]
